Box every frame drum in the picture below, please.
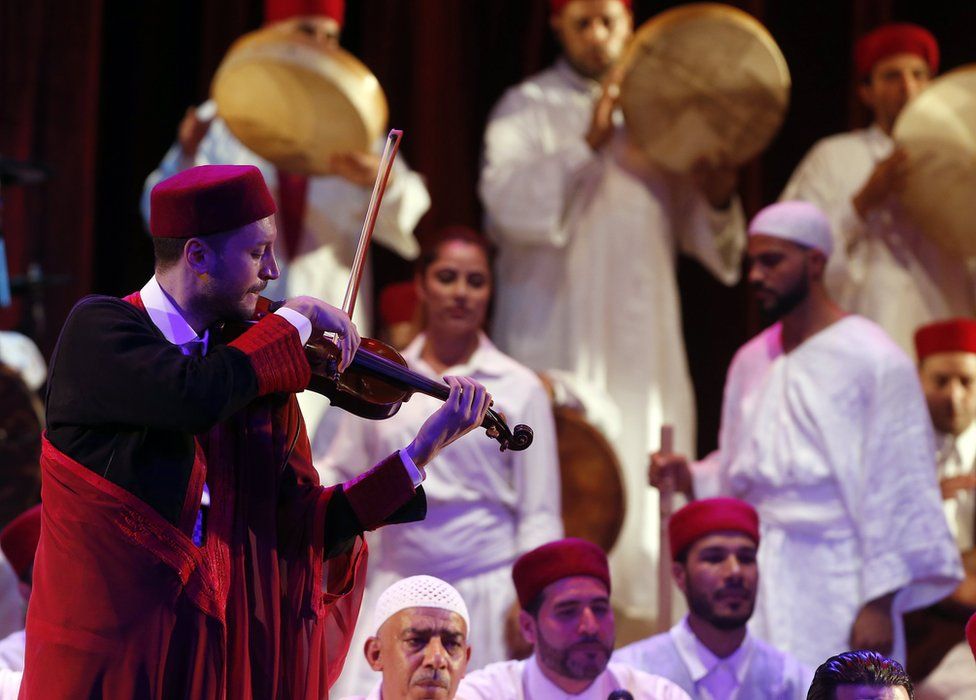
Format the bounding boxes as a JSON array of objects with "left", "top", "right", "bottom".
[
  {"left": 619, "top": 3, "right": 790, "bottom": 172},
  {"left": 212, "top": 19, "right": 388, "bottom": 175}
]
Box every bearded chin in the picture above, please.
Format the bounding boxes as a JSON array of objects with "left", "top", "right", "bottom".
[
  {"left": 687, "top": 588, "right": 754, "bottom": 631},
  {"left": 760, "top": 275, "right": 809, "bottom": 323}
]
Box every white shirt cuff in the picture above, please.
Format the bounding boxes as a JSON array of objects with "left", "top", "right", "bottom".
[
  {"left": 274, "top": 307, "right": 312, "bottom": 345},
  {"left": 398, "top": 448, "right": 425, "bottom": 487}
]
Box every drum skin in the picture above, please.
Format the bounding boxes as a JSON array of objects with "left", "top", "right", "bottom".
[
  {"left": 554, "top": 405, "right": 625, "bottom": 554},
  {"left": 212, "top": 19, "right": 388, "bottom": 175},
  {"left": 619, "top": 3, "right": 790, "bottom": 173}
]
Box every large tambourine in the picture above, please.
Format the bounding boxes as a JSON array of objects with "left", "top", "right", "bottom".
[
  {"left": 618, "top": 3, "right": 790, "bottom": 172},
  {"left": 893, "top": 64, "right": 976, "bottom": 256},
  {"left": 211, "top": 20, "right": 388, "bottom": 175}
]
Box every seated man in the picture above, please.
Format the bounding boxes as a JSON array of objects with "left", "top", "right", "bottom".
[
  {"left": 455, "top": 538, "right": 690, "bottom": 699},
  {"left": 614, "top": 498, "right": 811, "bottom": 699},
  {"left": 343, "top": 575, "right": 471, "bottom": 700},
  {"left": 806, "top": 650, "right": 913, "bottom": 700}
]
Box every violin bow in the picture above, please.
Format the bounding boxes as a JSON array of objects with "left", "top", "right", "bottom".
[{"left": 341, "top": 129, "right": 403, "bottom": 321}]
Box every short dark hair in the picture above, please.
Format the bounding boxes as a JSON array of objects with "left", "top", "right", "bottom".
[
  {"left": 152, "top": 236, "right": 189, "bottom": 271},
  {"left": 416, "top": 225, "right": 496, "bottom": 276},
  {"left": 523, "top": 590, "right": 545, "bottom": 619},
  {"left": 807, "top": 651, "right": 914, "bottom": 700}
]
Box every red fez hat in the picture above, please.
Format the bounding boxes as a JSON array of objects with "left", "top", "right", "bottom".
[
  {"left": 550, "top": 0, "right": 631, "bottom": 16},
  {"left": 669, "top": 498, "right": 760, "bottom": 560},
  {"left": 150, "top": 165, "right": 277, "bottom": 239},
  {"left": 265, "top": 0, "right": 345, "bottom": 25},
  {"left": 512, "top": 538, "right": 610, "bottom": 608},
  {"left": 854, "top": 23, "right": 939, "bottom": 80},
  {"left": 379, "top": 282, "right": 419, "bottom": 327},
  {"left": 0, "top": 504, "right": 41, "bottom": 580},
  {"left": 915, "top": 318, "right": 976, "bottom": 361}
]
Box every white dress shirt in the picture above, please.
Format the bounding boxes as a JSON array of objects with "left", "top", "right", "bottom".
[{"left": 670, "top": 618, "right": 750, "bottom": 700}]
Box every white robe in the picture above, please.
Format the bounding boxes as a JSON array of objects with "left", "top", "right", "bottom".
[
  {"left": 455, "top": 655, "right": 692, "bottom": 700},
  {"left": 612, "top": 616, "right": 812, "bottom": 700},
  {"left": 141, "top": 100, "right": 431, "bottom": 432},
  {"left": 480, "top": 58, "right": 745, "bottom": 615},
  {"left": 781, "top": 125, "right": 976, "bottom": 354},
  {"left": 314, "top": 333, "right": 563, "bottom": 697},
  {"left": 693, "top": 315, "right": 963, "bottom": 668}
]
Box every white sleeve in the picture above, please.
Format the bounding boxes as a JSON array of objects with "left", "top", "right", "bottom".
[
  {"left": 780, "top": 141, "right": 869, "bottom": 292},
  {"left": 671, "top": 172, "right": 746, "bottom": 286},
  {"left": 140, "top": 101, "right": 238, "bottom": 229},
  {"left": 479, "top": 89, "right": 596, "bottom": 248},
  {"left": 512, "top": 382, "right": 564, "bottom": 553}
]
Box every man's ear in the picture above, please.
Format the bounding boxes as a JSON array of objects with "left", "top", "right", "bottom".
[
  {"left": 364, "top": 636, "right": 383, "bottom": 672},
  {"left": 184, "top": 238, "right": 213, "bottom": 276},
  {"left": 518, "top": 610, "right": 538, "bottom": 647},
  {"left": 807, "top": 249, "right": 828, "bottom": 280}
]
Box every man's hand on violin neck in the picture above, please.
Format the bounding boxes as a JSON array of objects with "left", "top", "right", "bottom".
[
  {"left": 405, "top": 377, "right": 493, "bottom": 468},
  {"left": 282, "top": 296, "right": 361, "bottom": 372}
]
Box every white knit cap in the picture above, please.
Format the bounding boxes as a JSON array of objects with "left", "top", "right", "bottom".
[
  {"left": 748, "top": 201, "right": 833, "bottom": 258},
  {"left": 372, "top": 575, "right": 470, "bottom": 634}
]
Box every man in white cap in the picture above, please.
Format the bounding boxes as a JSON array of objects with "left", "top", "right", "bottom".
[
  {"left": 650, "top": 201, "right": 961, "bottom": 669},
  {"left": 343, "top": 575, "right": 471, "bottom": 700}
]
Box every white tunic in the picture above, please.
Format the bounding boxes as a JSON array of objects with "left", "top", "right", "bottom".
[
  {"left": 141, "top": 101, "right": 432, "bottom": 432},
  {"left": 480, "top": 58, "right": 745, "bottom": 614},
  {"left": 314, "top": 333, "right": 563, "bottom": 697},
  {"left": 693, "top": 316, "right": 962, "bottom": 668},
  {"left": 936, "top": 422, "right": 976, "bottom": 551},
  {"left": 0, "top": 630, "right": 23, "bottom": 672},
  {"left": 781, "top": 125, "right": 976, "bottom": 354},
  {"left": 612, "top": 616, "right": 812, "bottom": 700},
  {"left": 455, "top": 655, "right": 691, "bottom": 700}
]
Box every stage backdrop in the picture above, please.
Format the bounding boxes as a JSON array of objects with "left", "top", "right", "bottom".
[{"left": 2, "top": 0, "right": 973, "bottom": 454}]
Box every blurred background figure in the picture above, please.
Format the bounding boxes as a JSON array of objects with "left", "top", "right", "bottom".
[
  {"left": 479, "top": 0, "right": 745, "bottom": 623},
  {"left": 782, "top": 23, "right": 976, "bottom": 354},
  {"left": 650, "top": 202, "right": 960, "bottom": 668},
  {"left": 316, "top": 226, "right": 562, "bottom": 695},
  {"left": 907, "top": 318, "right": 976, "bottom": 699}
]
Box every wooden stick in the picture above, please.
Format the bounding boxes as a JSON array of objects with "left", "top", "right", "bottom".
[{"left": 657, "top": 424, "right": 674, "bottom": 632}]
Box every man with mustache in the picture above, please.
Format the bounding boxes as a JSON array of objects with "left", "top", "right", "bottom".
[
  {"left": 650, "top": 201, "right": 961, "bottom": 669},
  {"left": 22, "top": 164, "right": 493, "bottom": 699},
  {"left": 342, "top": 575, "right": 471, "bottom": 700},
  {"left": 455, "top": 538, "right": 690, "bottom": 699},
  {"left": 614, "top": 498, "right": 811, "bottom": 699}
]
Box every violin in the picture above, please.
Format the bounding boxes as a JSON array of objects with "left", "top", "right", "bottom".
[{"left": 217, "top": 297, "right": 533, "bottom": 452}]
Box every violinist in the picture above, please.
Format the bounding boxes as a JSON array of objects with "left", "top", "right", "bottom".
[
  {"left": 26, "top": 165, "right": 492, "bottom": 700},
  {"left": 317, "top": 225, "right": 563, "bottom": 697}
]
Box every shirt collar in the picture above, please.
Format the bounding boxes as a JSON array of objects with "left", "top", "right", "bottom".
[
  {"left": 670, "top": 615, "right": 753, "bottom": 685},
  {"left": 140, "top": 276, "right": 206, "bottom": 346},
  {"left": 402, "top": 332, "right": 508, "bottom": 379},
  {"left": 525, "top": 655, "right": 609, "bottom": 699}
]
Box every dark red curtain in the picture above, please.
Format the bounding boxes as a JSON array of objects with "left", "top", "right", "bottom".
[{"left": 0, "top": 0, "right": 103, "bottom": 349}]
